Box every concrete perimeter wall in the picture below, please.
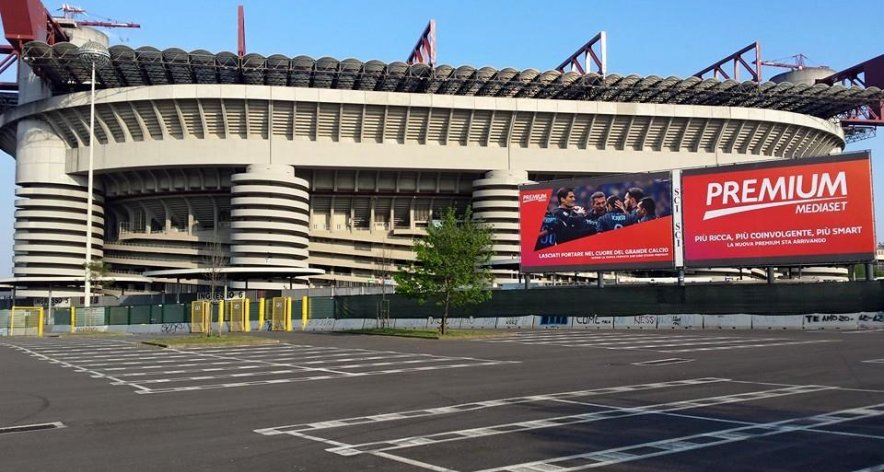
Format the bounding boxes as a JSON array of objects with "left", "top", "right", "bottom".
[{"left": 27, "top": 311, "right": 884, "bottom": 336}]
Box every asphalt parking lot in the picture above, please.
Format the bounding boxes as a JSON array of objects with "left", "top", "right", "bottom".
[{"left": 1, "top": 328, "right": 883, "bottom": 471}]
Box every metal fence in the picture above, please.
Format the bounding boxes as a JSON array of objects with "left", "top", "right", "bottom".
[
  {"left": 6, "top": 281, "right": 882, "bottom": 332},
  {"left": 333, "top": 281, "right": 884, "bottom": 319}
]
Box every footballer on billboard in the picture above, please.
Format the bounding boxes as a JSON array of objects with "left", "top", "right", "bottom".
[
  {"left": 681, "top": 152, "right": 876, "bottom": 267},
  {"left": 519, "top": 172, "right": 676, "bottom": 272}
]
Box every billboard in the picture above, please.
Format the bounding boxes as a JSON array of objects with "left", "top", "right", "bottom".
[
  {"left": 681, "top": 152, "right": 876, "bottom": 267},
  {"left": 519, "top": 172, "right": 675, "bottom": 272}
]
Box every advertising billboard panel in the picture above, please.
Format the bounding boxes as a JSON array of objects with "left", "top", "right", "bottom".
[
  {"left": 519, "top": 172, "right": 675, "bottom": 272},
  {"left": 681, "top": 152, "right": 876, "bottom": 267}
]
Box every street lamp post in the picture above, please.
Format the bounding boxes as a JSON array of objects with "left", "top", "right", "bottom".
[{"left": 78, "top": 41, "right": 110, "bottom": 308}]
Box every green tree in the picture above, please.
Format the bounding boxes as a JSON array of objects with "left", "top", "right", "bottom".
[
  {"left": 849, "top": 263, "right": 884, "bottom": 281},
  {"left": 393, "top": 206, "right": 493, "bottom": 335},
  {"left": 84, "top": 260, "right": 112, "bottom": 305},
  {"left": 203, "top": 240, "right": 228, "bottom": 337}
]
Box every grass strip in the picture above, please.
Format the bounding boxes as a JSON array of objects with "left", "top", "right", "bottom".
[
  {"left": 342, "top": 328, "right": 510, "bottom": 340},
  {"left": 67, "top": 330, "right": 130, "bottom": 336},
  {"left": 143, "top": 335, "right": 280, "bottom": 348}
]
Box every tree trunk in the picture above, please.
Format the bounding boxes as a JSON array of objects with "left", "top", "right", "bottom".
[
  {"left": 441, "top": 296, "right": 450, "bottom": 336},
  {"left": 208, "top": 281, "right": 215, "bottom": 337}
]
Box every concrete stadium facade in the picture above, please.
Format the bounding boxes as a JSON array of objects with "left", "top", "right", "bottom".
[{"left": 1, "top": 28, "right": 871, "bottom": 298}]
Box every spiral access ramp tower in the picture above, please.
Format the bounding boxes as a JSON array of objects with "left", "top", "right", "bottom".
[
  {"left": 15, "top": 183, "right": 104, "bottom": 279},
  {"left": 229, "top": 165, "right": 311, "bottom": 269},
  {"left": 471, "top": 170, "right": 528, "bottom": 285}
]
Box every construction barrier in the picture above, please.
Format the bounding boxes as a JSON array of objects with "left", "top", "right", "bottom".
[
  {"left": 657, "top": 314, "right": 704, "bottom": 329},
  {"left": 858, "top": 312, "right": 884, "bottom": 330},
  {"left": 802, "top": 313, "right": 859, "bottom": 330},
  {"left": 614, "top": 315, "right": 659, "bottom": 330},
  {"left": 752, "top": 315, "right": 805, "bottom": 330},
  {"left": 332, "top": 318, "right": 365, "bottom": 331},
  {"left": 456, "top": 316, "right": 499, "bottom": 330},
  {"left": 704, "top": 314, "right": 753, "bottom": 329},
  {"left": 397, "top": 318, "right": 431, "bottom": 330},
  {"left": 571, "top": 316, "right": 615, "bottom": 330},
  {"left": 303, "top": 318, "right": 335, "bottom": 331},
  {"left": 495, "top": 316, "right": 535, "bottom": 329}
]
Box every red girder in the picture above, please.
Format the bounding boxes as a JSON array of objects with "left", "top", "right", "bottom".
[
  {"left": 0, "top": 43, "right": 16, "bottom": 91},
  {"left": 817, "top": 54, "right": 884, "bottom": 88},
  {"left": 556, "top": 32, "right": 606, "bottom": 76},
  {"left": 0, "top": 46, "right": 16, "bottom": 73},
  {"left": 0, "top": 0, "right": 69, "bottom": 51},
  {"left": 694, "top": 42, "right": 761, "bottom": 82},
  {"left": 818, "top": 54, "right": 884, "bottom": 128}
]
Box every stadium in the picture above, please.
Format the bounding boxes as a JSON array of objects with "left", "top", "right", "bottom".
[{"left": 1, "top": 3, "right": 882, "bottom": 299}]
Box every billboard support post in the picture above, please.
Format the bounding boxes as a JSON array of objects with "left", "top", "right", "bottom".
[
  {"left": 677, "top": 268, "right": 685, "bottom": 286},
  {"left": 866, "top": 263, "right": 875, "bottom": 281},
  {"left": 597, "top": 272, "right": 604, "bottom": 288},
  {"left": 766, "top": 267, "right": 775, "bottom": 284}
]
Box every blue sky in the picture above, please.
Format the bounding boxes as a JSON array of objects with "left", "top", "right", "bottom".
[{"left": 0, "top": 0, "right": 882, "bottom": 275}]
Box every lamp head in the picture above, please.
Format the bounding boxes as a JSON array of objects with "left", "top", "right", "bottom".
[{"left": 78, "top": 41, "right": 110, "bottom": 68}]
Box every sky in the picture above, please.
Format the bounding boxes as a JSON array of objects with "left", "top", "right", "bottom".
[{"left": 0, "top": 0, "right": 882, "bottom": 276}]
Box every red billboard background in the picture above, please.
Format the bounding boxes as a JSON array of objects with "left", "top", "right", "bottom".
[
  {"left": 682, "top": 152, "right": 876, "bottom": 267},
  {"left": 519, "top": 173, "right": 675, "bottom": 272}
]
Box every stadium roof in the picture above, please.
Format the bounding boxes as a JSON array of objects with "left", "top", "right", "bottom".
[{"left": 17, "top": 41, "right": 884, "bottom": 120}]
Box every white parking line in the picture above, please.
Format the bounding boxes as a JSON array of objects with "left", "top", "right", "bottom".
[
  {"left": 256, "top": 379, "right": 884, "bottom": 471},
  {"left": 852, "top": 465, "right": 884, "bottom": 472},
  {"left": 7, "top": 345, "right": 152, "bottom": 393},
  {"left": 6, "top": 341, "right": 514, "bottom": 394},
  {"left": 255, "top": 378, "right": 728, "bottom": 435},
  {"left": 0, "top": 421, "right": 66, "bottom": 435},
  {"left": 477, "top": 331, "right": 834, "bottom": 353},
  {"left": 614, "top": 338, "right": 787, "bottom": 348},
  {"left": 476, "top": 402, "right": 884, "bottom": 471},
  {"left": 632, "top": 358, "right": 694, "bottom": 366},
  {"left": 112, "top": 364, "right": 268, "bottom": 377},
  {"left": 138, "top": 361, "right": 510, "bottom": 394},
  {"left": 325, "top": 385, "right": 832, "bottom": 457},
  {"left": 659, "top": 339, "right": 838, "bottom": 353}
]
